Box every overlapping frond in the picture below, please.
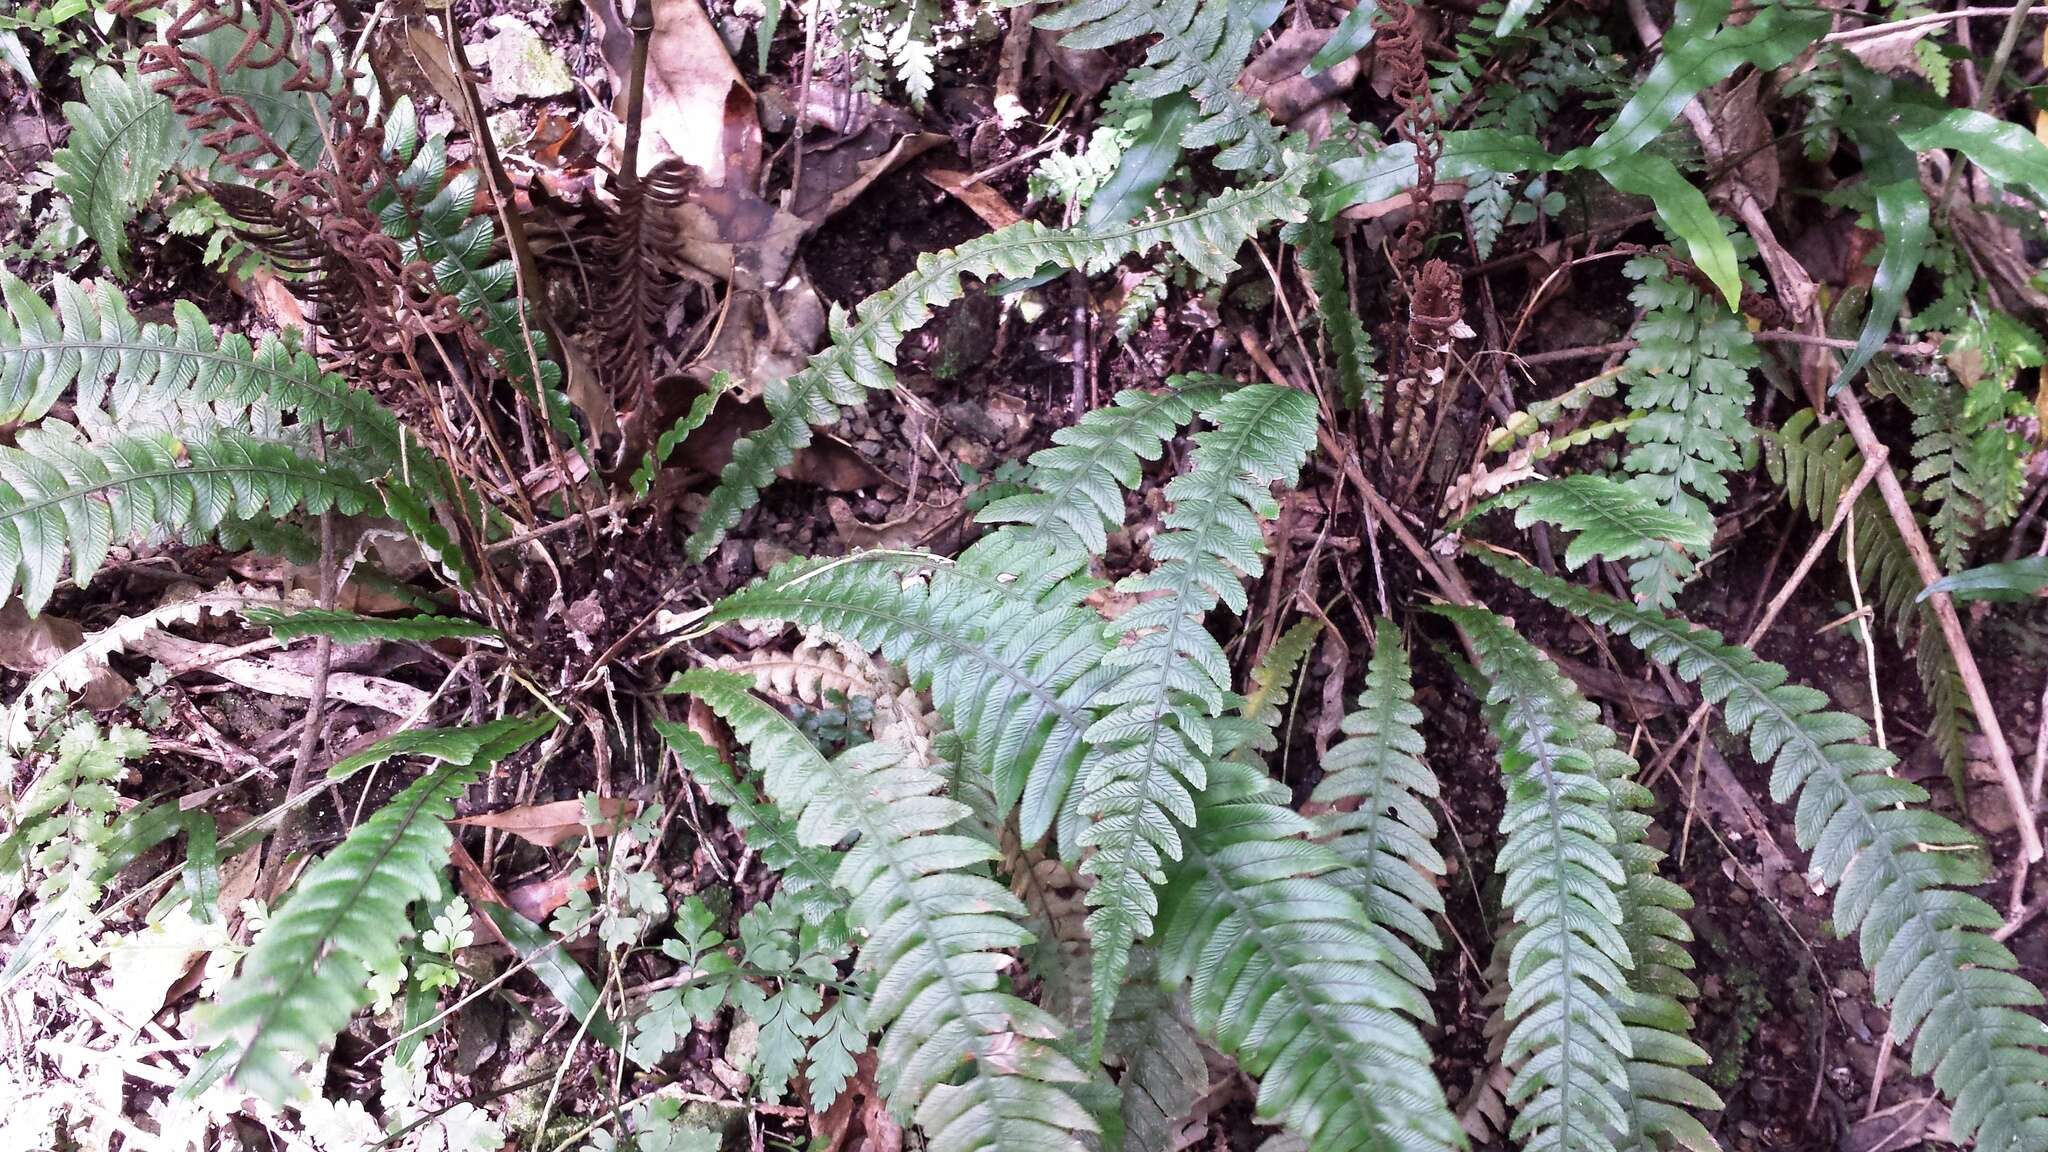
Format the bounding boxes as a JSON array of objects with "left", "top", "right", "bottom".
[
  {"left": 1311, "top": 620, "right": 1445, "bottom": 995},
  {"left": 197, "top": 714, "right": 556, "bottom": 1103},
  {"left": 1484, "top": 553, "right": 2048, "bottom": 1152},
  {"left": 243, "top": 608, "right": 499, "bottom": 644},
  {"left": 657, "top": 717, "right": 842, "bottom": 925},
  {"left": 1077, "top": 382, "right": 1317, "bottom": 1049},
  {"left": 1032, "top": 0, "right": 1286, "bottom": 173},
  {"left": 977, "top": 381, "right": 1219, "bottom": 555},
  {"left": 0, "top": 272, "right": 399, "bottom": 459},
  {"left": 1157, "top": 758, "right": 1460, "bottom": 1152},
  {"left": 0, "top": 424, "right": 371, "bottom": 615},
  {"left": 703, "top": 548, "right": 1117, "bottom": 854},
  {"left": 687, "top": 171, "right": 1309, "bottom": 559},
  {"left": 1480, "top": 474, "right": 1714, "bottom": 573},
  {"left": 1439, "top": 605, "right": 1635, "bottom": 1152},
  {"left": 671, "top": 669, "right": 1097, "bottom": 1152}
]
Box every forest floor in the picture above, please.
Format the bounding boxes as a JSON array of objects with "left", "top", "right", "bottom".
[{"left": 2, "top": 2, "right": 2046, "bottom": 1151}]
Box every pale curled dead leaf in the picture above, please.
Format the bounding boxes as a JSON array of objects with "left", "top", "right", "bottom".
[{"left": 0, "top": 602, "right": 130, "bottom": 711}]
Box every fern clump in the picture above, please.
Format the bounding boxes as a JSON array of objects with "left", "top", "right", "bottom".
[
  {"left": 1486, "top": 553, "right": 2048, "bottom": 1152},
  {"left": 1615, "top": 255, "right": 1758, "bottom": 606},
  {"left": 52, "top": 66, "right": 175, "bottom": 277}
]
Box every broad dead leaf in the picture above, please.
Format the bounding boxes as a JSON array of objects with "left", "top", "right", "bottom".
[
  {"left": 0, "top": 602, "right": 129, "bottom": 711},
  {"left": 452, "top": 796, "right": 640, "bottom": 847},
  {"left": 590, "top": 0, "right": 761, "bottom": 189}
]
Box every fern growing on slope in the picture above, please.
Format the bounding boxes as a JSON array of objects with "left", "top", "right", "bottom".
[
  {"left": 1879, "top": 368, "right": 2030, "bottom": 572},
  {"left": 1076, "top": 381, "right": 1317, "bottom": 1049},
  {"left": 686, "top": 170, "right": 1309, "bottom": 559},
  {"left": 198, "top": 714, "right": 555, "bottom": 1102},
  {"left": 1157, "top": 755, "right": 1461, "bottom": 1152},
  {"left": 1615, "top": 255, "right": 1759, "bottom": 607},
  {"left": 1311, "top": 620, "right": 1446, "bottom": 999},
  {"left": 1030, "top": 0, "right": 1286, "bottom": 174},
  {"left": 671, "top": 669, "right": 1098, "bottom": 1152},
  {"left": 1484, "top": 553, "right": 2048, "bottom": 1152}
]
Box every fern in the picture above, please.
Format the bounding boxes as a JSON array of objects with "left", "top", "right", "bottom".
[
  {"left": 687, "top": 170, "right": 1309, "bottom": 559},
  {"left": 1234, "top": 617, "right": 1321, "bottom": 761},
  {"left": 1484, "top": 553, "right": 2048, "bottom": 1152},
  {"left": 672, "top": 668, "right": 1098, "bottom": 1152},
  {"left": 0, "top": 272, "right": 400, "bottom": 459},
  {"left": 197, "top": 714, "right": 555, "bottom": 1103},
  {"left": 244, "top": 608, "right": 499, "bottom": 644},
  {"left": 1104, "top": 967, "right": 1208, "bottom": 1152},
  {"left": 2, "top": 722, "right": 147, "bottom": 965},
  {"left": 1616, "top": 255, "right": 1758, "bottom": 607},
  {"left": 0, "top": 423, "right": 371, "bottom": 615},
  {"left": 1157, "top": 756, "right": 1461, "bottom": 1152},
  {"left": 1311, "top": 620, "right": 1445, "bottom": 997},
  {"left": 1032, "top": 0, "right": 1285, "bottom": 173},
  {"left": 1077, "top": 382, "right": 1317, "bottom": 1048},
  {"left": 1479, "top": 474, "right": 1714, "bottom": 573},
  {"left": 980, "top": 382, "right": 1217, "bottom": 554},
  {"left": 53, "top": 65, "right": 175, "bottom": 277},
  {"left": 656, "top": 718, "right": 842, "bottom": 926},
  {"left": 1885, "top": 369, "right": 2030, "bottom": 572},
  {"left": 1437, "top": 604, "right": 1638, "bottom": 1152},
  {"left": 1291, "top": 215, "right": 1380, "bottom": 412}
]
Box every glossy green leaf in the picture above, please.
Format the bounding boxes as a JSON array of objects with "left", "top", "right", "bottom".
[
  {"left": 1897, "top": 107, "right": 2048, "bottom": 198},
  {"left": 1918, "top": 555, "right": 2048, "bottom": 603},
  {"left": 1597, "top": 150, "right": 1741, "bottom": 308},
  {"left": 1085, "top": 94, "right": 1197, "bottom": 229},
  {"left": 1567, "top": 0, "right": 1829, "bottom": 173},
  {"left": 1307, "top": 1, "right": 1379, "bottom": 76},
  {"left": 482, "top": 902, "right": 623, "bottom": 1051}
]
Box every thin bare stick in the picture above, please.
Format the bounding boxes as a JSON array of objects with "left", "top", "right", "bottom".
[{"left": 1834, "top": 391, "right": 2043, "bottom": 862}]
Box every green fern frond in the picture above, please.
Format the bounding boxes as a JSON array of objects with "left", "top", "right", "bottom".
[
  {"left": 1232, "top": 616, "right": 1322, "bottom": 761},
  {"left": 1482, "top": 553, "right": 2048, "bottom": 1152},
  {"left": 1291, "top": 216, "right": 1379, "bottom": 412},
  {"left": 1616, "top": 255, "right": 1758, "bottom": 607},
  {"left": 1078, "top": 382, "right": 1318, "bottom": 1049},
  {"left": 977, "top": 381, "right": 1220, "bottom": 555},
  {"left": 1886, "top": 369, "right": 2030, "bottom": 572},
  {"left": 197, "top": 713, "right": 555, "bottom": 1103},
  {"left": 672, "top": 669, "right": 1098, "bottom": 1152},
  {"left": 244, "top": 608, "right": 498, "bottom": 645},
  {"left": 0, "top": 424, "right": 372, "bottom": 615},
  {"left": 702, "top": 548, "right": 1116, "bottom": 855},
  {"left": 656, "top": 717, "right": 843, "bottom": 925},
  {"left": 1480, "top": 474, "right": 1714, "bottom": 572},
  {"left": 1033, "top": 0, "right": 1286, "bottom": 173},
  {"left": 1158, "top": 758, "right": 1460, "bottom": 1152},
  {"left": 687, "top": 171, "right": 1309, "bottom": 559},
  {"left": 0, "top": 273, "right": 399, "bottom": 459},
  {"left": 53, "top": 66, "right": 175, "bottom": 277},
  {"left": 1761, "top": 408, "right": 1976, "bottom": 794},
  {"left": 1311, "top": 620, "right": 1446, "bottom": 995},
  {"left": 1437, "top": 604, "right": 1637, "bottom": 1152},
  {"left": 375, "top": 115, "right": 573, "bottom": 443},
  {"left": 1105, "top": 960, "right": 1209, "bottom": 1151},
  {"left": 327, "top": 713, "right": 559, "bottom": 783}
]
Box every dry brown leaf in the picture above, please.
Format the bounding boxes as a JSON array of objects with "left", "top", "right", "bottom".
[
  {"left": 452, "top": 797, "right": 641, "bottom": 847},
  {"left": 828, "top": 493, "right": 967, "bottom": 552},
  {"left": 923, "top": 169, "right": 1023, "bottom": 230},
  {"left": 0, "top": 602, "right": 130, "bottom": 711},
  {"left": 506, "top": 866, "right": 594, "bottom": 924},
  {"left": 604, "top": 0, "right": 762, "bottom": 189},
  {"left": 1708, "top": 72, "right": 1778, "bottom": 209}
]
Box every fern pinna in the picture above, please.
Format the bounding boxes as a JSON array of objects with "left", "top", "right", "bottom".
[{"left": 1485, "top": 553, "right": 2048, "bottom": 1152}]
